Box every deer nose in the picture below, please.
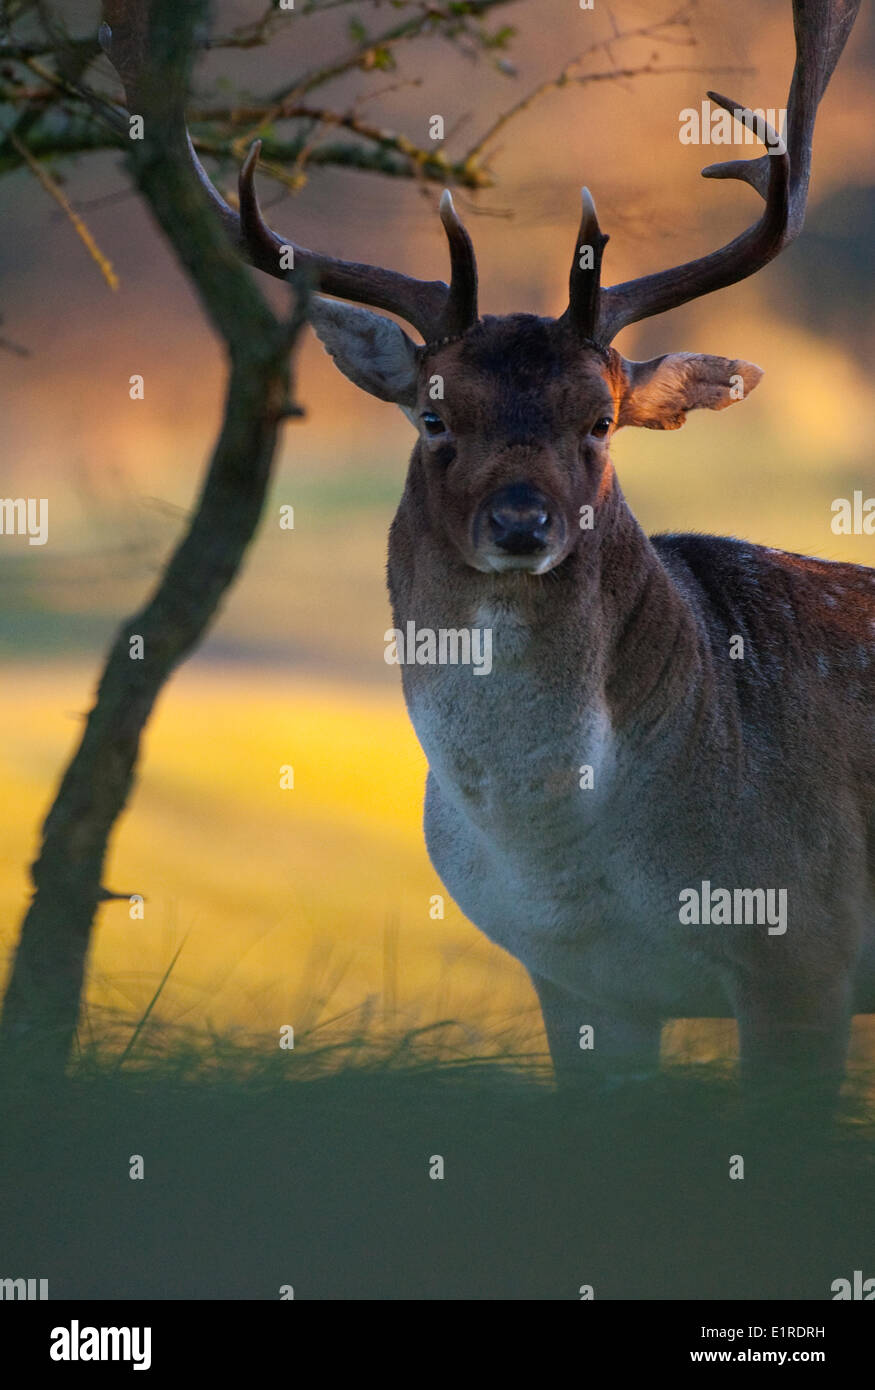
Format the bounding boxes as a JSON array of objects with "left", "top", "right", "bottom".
[{"left": 485, "top": 484, "right": 552, "bottom": 554}]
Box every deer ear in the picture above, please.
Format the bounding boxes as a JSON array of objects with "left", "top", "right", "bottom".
[
  {"left": 309, "top": 296, "right": 420, "bottom": 407},
  {"left": 615, "top": 352, "right": 763, "bottom": 430}
]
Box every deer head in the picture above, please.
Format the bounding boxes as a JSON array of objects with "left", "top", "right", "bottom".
[
  {"left": 297, "top": 138, "right": 774, "bottom": 576},
  {"left": 308, "top": 237, "right": 764, "bottom": 577}
]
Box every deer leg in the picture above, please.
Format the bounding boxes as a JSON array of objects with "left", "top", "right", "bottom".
[
  {"left": 529, "top": 971, "right": 662, "bottom": 1088},
  {"left": 730, "top": 970, "right": 853, "bottom": 1113}
]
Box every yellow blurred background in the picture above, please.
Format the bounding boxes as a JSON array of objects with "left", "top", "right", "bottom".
[{"left": 0, "top": 0, "right": 872, "bottom": 1064}]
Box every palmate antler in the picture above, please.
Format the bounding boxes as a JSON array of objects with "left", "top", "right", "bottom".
[
  {"left": 101, "top": 0, "right": 860, "bottom": 347},
  {"left": 565, "top": 0, "right": 862, "bottom": 342}
]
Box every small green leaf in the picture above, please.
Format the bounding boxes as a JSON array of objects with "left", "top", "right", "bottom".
[
  {"left": 480, "top": 24, "right": 517, "bottom": 50},
  {"left": 372, "top": 46, "right": 396, "bottom": 72}
]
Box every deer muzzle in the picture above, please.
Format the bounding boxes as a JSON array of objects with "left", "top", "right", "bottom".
[{"left": 472, "top": 483, "right": 565, "bottom": 574}]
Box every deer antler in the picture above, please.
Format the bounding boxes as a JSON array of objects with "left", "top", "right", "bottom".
[
  {"left": 565, "top": 186, "right": 610, "bottom": 340},
  {"left": 565, "top": 0, "right": 861, "bottom": 345},
  {"left": 701, "top": 0, "right": 861, "bottom": 234},
  {"left": 99, "top": 2, "right": 478, "bottom": 344},
  {"left": 232, "top": 142, "right": 478, "bottom": 343}
]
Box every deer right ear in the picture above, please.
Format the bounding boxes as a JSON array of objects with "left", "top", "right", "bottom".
[
  {"left": 614, "top": 352, "right": 763, "bottom": 430},
  {"left": 309, "top": 297, "right": 420, "bottom": 407}
]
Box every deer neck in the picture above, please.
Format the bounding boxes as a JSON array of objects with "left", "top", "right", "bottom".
[{"left": 388, "top": 468, "right": 714, "bottom": 805}]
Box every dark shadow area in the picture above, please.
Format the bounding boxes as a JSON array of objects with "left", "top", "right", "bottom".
[{"left": 1, "top": 1031, "right": 872, "bottom": 1300}]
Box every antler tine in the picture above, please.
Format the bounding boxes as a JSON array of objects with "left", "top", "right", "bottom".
[
  {"left": 594, "top": 0, "right": 861, "bottom": 345},
  {"left": 561, "top": 186, "right": 609, "bottom": 338},
  {"left": 438, "top": 191, "right": 478, "bottom": 339},
  {"left": 236, "top": 139, "right": 287, "bottom": 274}
]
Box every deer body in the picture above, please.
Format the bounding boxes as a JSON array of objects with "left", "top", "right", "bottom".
[
  {"left": 399, "top": 527, "right": 875, "bottom": 1070},
  {"left": 385, "top": 328, "right": 875, "bottom": 1080}
]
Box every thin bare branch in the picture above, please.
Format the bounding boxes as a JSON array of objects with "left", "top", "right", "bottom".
[
  {"left": 5, "top": 126, "right": 119, "bottom": 289},
  {"left": 462, "top": 5, "right": 747, "bottom": 170},
  {"left": 0, "top": 328, "right": 30, "bottom": 356},
  {"left": 0, "top": 34, "right": 98, "bottom": 60},
  {"left": 259, "top": 0, "right": 518, "bottom": 115},
  {"left": 204, "top": 132, "right": 487, "bottom": 188},
  {"left": 191, "top": 100, "right": 478, "bottom": 183}
]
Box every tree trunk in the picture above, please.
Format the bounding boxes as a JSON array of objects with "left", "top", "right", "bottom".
[{"left": 0, "top": 0, "right": 306, "bottom": 1072}]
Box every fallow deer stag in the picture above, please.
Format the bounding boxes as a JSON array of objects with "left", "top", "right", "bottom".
[{"left": 108, "top": 0, "right": 871, "bottom": 1096}]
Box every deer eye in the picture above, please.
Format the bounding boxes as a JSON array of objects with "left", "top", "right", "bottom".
[
  {"left": 591, "top": 416, "right": 613, "bottom": 440},
  {"left": 421, "top": 411, "right": 446, "bottom": 437}
]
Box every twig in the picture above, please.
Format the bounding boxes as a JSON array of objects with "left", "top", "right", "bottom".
[
  {"left": 0, "top": 35, "right": 98, "bottom": 60},
  {"left": 462, "top": 6, "right": 748, "bottom": 170},
  {"left": 0, "top": 331, "right": 30, "bottom": 356},
  {"left": 259, "top": 0, "right": 517, "bottom": 117},
  {"left": 6, "top": 127, "right": 119, "bottom": 289},
  {"left": 192, "top": 132, "right": 490, "bottom": 189}
]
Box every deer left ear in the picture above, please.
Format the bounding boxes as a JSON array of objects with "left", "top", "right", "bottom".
[
  {"left": 309, "top": 296, "right": 421, "bottom": 407},
  {"left": 614, "top": 352, "right": 763, "bottom": 430}
]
